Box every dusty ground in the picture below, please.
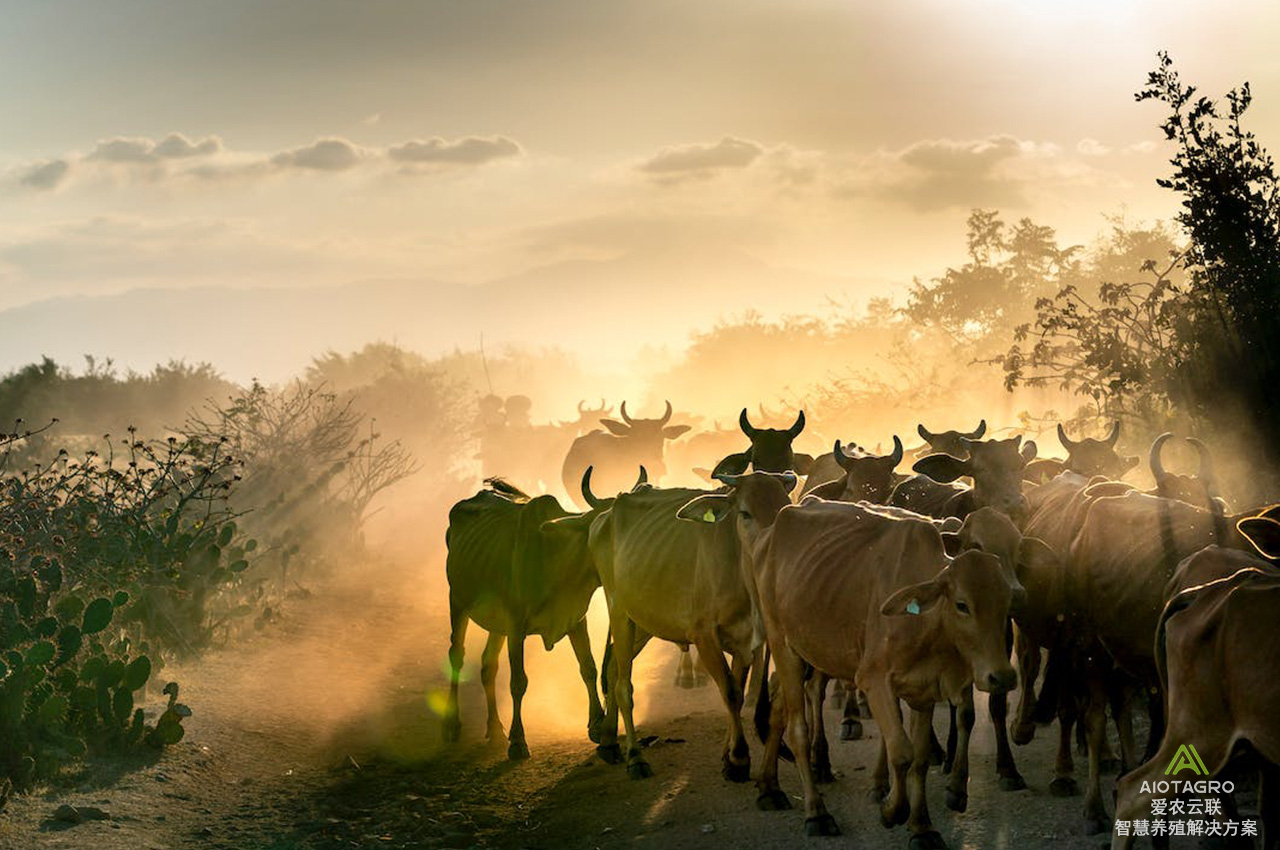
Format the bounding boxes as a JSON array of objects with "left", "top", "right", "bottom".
[{"left": 0, "top": 558, "right": 1240, "bottom": 850}]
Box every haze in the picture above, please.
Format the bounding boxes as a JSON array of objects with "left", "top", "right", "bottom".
[{"left": 1, "top": 0, "right": 1278, "bottom": 381}]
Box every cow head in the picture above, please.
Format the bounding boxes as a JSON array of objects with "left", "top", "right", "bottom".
[
  {"left": 711, "top": 408, "right": 814, "bottom": 478},
  {"left": 1056, "top": 421, "right": 1138, "bottom": 479},
  {"left": 676, "top": 471, "right": 799, "bottom": 548},
  {"left": 941, "top": 507, "right": 1064, "bottom": 617},
  {"left": 914, "top": 436, "right": 1036, "bottom": 522},
  {"left": 824, "top": 436, "right": 903, "bottom": 503},
  {"left": 1148, "top": 432, "right": 1222, "bottom": 509},
  {"left": 561, "top": 399, "right": 614, "bottom": 432},
  {"left": 915, "top": 420, "right": 987, "bottom": 459},
  {"left": 880, "top": 548, "right": 1018, "bottom": 693},
  {"left": 596, "top": 400, "right": 691, "bottom": 480}
]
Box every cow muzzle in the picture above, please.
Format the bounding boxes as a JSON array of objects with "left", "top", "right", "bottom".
[{"left": 977, "top": 665, "right": 1018, "bottom": 695}]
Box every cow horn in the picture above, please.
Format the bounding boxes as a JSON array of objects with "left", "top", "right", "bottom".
[
  {"left": 660, "top": 400, "right": 673, "bottom": 426},
  {"left": 886, "top": 435, "right": 903, "bottom": 466},
  {"left": 968, "top": 419, "right": 987, "bottom": 440},
  {"left": 581, "top": 466, "right": 605, "bottom": 510},
  {"left": 635, "top": 466, "right": 648, "bottom": 488},
  {"left": 917, "top": 423, "right": 933, "bottom": 441},
  {"left": 833, "top": 439, "right": 856, "bottom": 471},
  {"left": 1149, "top": 432, "right": 1173, "bottom": 483},
  {"left": 1187, "top": 437, "right": 1216, "bottom": 483},
  {"left": 578, "top": 400, "right": 587, "bottom": 415},
  {"left": 620, "top": 401, "right": 634, "bottom": 426},
  {"left": 787, "top": 410, "right": 806, "bottom": 439},
  {"left": 1057, "top": 423, "right": 1078, "bottom": 451},
  {"left": 1104, "top": 420, "right": 1121, "bottom": 447},
  {"left": 739, "top": 408, "right": 759, "bottom": 438}
]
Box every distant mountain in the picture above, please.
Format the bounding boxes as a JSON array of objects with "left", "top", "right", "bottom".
[{"left": 0, "top": 247, "right": 882, "bottom": 382}]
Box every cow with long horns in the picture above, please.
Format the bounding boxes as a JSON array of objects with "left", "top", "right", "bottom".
[
  {"left": 560, "top": 400, "right": 690, "bottom": 508},
  {"left": 711, "top": 408, "right": 815, "bottom": 477},
  {"left": 1023, "top": 421, "right": 1138, "bottom": 483}
]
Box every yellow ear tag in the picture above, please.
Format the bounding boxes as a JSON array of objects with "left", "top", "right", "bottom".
[
  {"left": 703, "top": 509, "right": 717, "bottom": 523},
  {"left": 906, "top": 599, "right": 921, "bottom": 615}
]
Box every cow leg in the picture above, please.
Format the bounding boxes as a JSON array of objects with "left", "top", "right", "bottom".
[
  {"left": 1049, "top": 694, "right": 1080, "bottom": 797},
  {"left": 754, "top": 668, "right": 791, "bottom": 812},
  {"left": 567, "top": 619, "right": 605, "bottom": 744},
  {"left": 806, "top": 672, "right": 835, "bottom": 783},
  {"left": 990, "top": 619, "right": 1026, "bottom": 790},
  {"left": 506, "top": 632, "right": 531, "bottom": 761},
  {"left": 775, "top": 645, "right": 838, "bottom": 835},
  {"left": 693, "top": 646, "right": 710, "bottom": 688},
  {"left": 907, "top": 704, "right": 946, "bottom": 848},
  {"left": 839, "top": 684, "right": 864, "bottom": 741},
  {"left": 1107, "top": 675, "right": 1137, "bottom": 775},
  {"left": 480, "top": 631, "right": 506, "bottom": 743},
  {"left": 1081, "top": 677, "right": 1112, "bottom": 834},
  {"left": 1142, "top": 682, "right": 1164, "bottom": 763},
  {"left": 943, "top": 704, "right": 957, "bottom": 774},
  {"left": 674, "top": 646, "right": 695, "bottom": 689},
  {"left": 945, "top": 688, "right": 975, "bottom": 813},
  {"left": 598, "top": 629, "right": 651, "bottom": 765},
  {"left": 692, "top": 635, "right": 750, "bottom": 783},
  {"left": 870, "top": 738, "right": 890, "bottom": 803},
  {"left": 443, "top": 604, "right": 469, "bottom": 743},
  {"left": 1012, "top": 627, "right": 1041, "bottom": 746},
  {"left": 744, "top": 644, "right": 767, "bottom": 710},
  {"left": 610, "top": 617, "right": 651, "bottom": 779},
  {"left": 867, "top": 686, "right": 912, "bottom": 828}
]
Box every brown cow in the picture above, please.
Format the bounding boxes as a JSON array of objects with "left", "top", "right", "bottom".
[
  {"left": 1111, "top": 515, "right": 1280, "bottom": 849},
  {"left": 679, "top": 482, "right": 1018, "bottom": 846},
  {"left": 560, "top": 401, "right": 690, "bottom": 506},
  {"left": 892, "top": 435, "right": 1037, "bottom": 523},
  {"left": 1022, "top": 421, "right": 1138, "bottom": 484},
  {"left": 912, "top": 419, "right": 987, "bottom": 459},
  {"left": 802, "top": 437, "right": 905, "bottom": 502},
  {"left": 711, "top": 408, "right": 815, "bottom": 478}
]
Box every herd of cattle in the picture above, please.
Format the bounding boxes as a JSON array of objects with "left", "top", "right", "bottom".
[{"left": 444, "top": 401, "right": 1280, "bottom": 849}]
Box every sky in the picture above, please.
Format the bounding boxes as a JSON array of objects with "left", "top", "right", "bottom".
[{"left": 1, "top": 0, "right": 1279, "bottom": 379}]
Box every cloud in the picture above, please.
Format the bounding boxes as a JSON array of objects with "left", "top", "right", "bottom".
[
  {"left": 638, "top": 137, "right": 764, "bottom": 180},
  {"left": 1077, "top": 138, "right": 1111, "bottom": 156},
  {"left": 18, "top": 159, "right": 71, "bottom": 190},
  {"left": 88, "top": 133, "right": 222, "bottom": 164},
  {"left": 840, "top": 135, "right": 1035, "bottom": 211},
  {"left": 271, "top": 138, "right": 364, "bottom": 171},
  {"left": 387, "top": 135, "right": 521, "bottom": 166}
]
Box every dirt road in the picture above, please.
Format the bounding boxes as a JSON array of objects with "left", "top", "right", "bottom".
[{"left": 0, "top": 560, "right": 1152, "bottom": 850}]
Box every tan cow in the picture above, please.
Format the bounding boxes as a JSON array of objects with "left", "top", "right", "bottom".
[
  {"left": 678, "top": 481, "right": 1018, "bottom": 847},
  {"left": 1022, "top": 421, "right": 1138, "bottom": 484}
]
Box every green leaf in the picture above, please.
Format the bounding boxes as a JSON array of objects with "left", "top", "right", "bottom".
[
  {"left": 111, "top": 590, "right": 130, "bottom": 607},
  {"left": 82, "top": 598, "right": 114, "bottom": 635},
  {"left": 229, "top": 560, "right": 249, "bottom": 573},
  {"left": 54, "top": 595, "right": 85, "bottom": 623},
  {"left": 25, "top": 641, "right": 56, "bottom": 667},
  {"left": 39, "top": 694, "right": 67, "bottom": 725},
  {"left": 123, "top": 656, "right": 151, "bottom": 691},
  {"left": 244, "top": 538, "right": 258, "bottom": 552},
  {"left": 55, "top": 625, "right": 82, "bottom": 666},
  {"left": 112, "top": 688, "right": 133, "bottom": 722},
  {"left": 217, "top": 523, "right": 235, "bottom": 547}
]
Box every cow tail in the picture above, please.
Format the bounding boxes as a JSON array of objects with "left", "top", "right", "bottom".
[
  {"left": 752, "top": 645, "right": 772, "bottom": 745},
  {"left": 601, "top": 634, "right": 613, "bottom": 697}
]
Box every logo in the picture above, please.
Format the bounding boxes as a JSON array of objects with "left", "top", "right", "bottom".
[{"left": 1165, "top": 744, "right": 1209, "bottom": 776}]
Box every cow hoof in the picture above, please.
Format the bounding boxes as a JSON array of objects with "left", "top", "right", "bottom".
[
  {"left": 1084, "top": 816, "right": 1112, "bottom": 836},
  {"left": 880, "top": 801, "right": 908, "bottom": 828},
  {"left": 596, "top": 743, "right": 623, "bottom": 765},
  {"left": 756, "top": 789, "right": 792, "bottom": 811},
  {"left": 587, "top": 719, "right": 603, "bottom": 745},
  {"left": 945, "top": 789, "right": 968, "bottom": 812},
  {"left": 998, "top": 774, "right": 1027, "bottom": 792},
  {"left": 722, "top": 760, "right": 751, "bottom": 783},
  {"left": 908, "top": 830, "right": 948, "bottom": 850},
  {"left": 1011, "top": 722, "right": 1036, "bottom": 746},
  {"left": 627, "top": 759, "right": 653, "bottom": 780},
  {"left": 804, "top": 814, "right": 841, "bottom": 836},
  {"left": 1100, "top": 757, "right": 1122, "bottom": 775},
  {"left": 840, "top": 719, "right": 863, "bottom": 741},
  {"left": 812, "top": 763, "right": 836, "bottom": 785},
  {"left": 507, "top": 740, "right": 530, "bottom": 761},
  {"left": 1049, "top": 777, "right": 1079, "bottom": 797}
]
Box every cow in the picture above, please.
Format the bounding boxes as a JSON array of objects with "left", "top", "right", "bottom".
[
  {"left": 560, "top": 400, "right": 690, "bottom": 507},
  {"left": 442, "top": 471, "right": 641, "bottom": 759},
  {"left": 678, "top": 479, "right": 1019, "bottom": 846},
  {"left": 1061, "top": 487, "right": 1271, "bottom": 833},
  {"left": 1022, "top": 421, "right": 1138, "bottom": 484},
  {"left": 711, "top": 408, "right": 815, "bottom": 478},
  {"left": 588, "top": 472, "right": 791, "bottom": 782},
  {"left": 891, "top": 435, "right": 1037, "bottom": 523},
  {"left": 1079, "top": 432, "right": 1225, "bottom": 510},
  {"left": 802, "top": 437, "right": 905, "bottom": 501},
  {"left": 911, "top": 419, "right": 987, "bottom": 459},
  {"left": 1111, "top": 515, "right": 1280, "bottom": 850}
]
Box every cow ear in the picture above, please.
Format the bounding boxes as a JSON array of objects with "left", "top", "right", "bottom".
[
  {"left": 600, "top": 419, "right": 630, "bottom": 436},
  {"left": 1020, "top": 439, "right": 1038, "bottom": 462},
  {"left": 1121, "top": 455, "right": 1140, "bottom": 475},
  {"left": 880, "top": 579, "right": 946, "bottom": 617},
  {"left": 1239, "top": 517, "right": 1280, "bottom": 560},
  {"left": 692, "top": 467, "right": 713, "bottom": 482},
  {"left": 940, "top": 531, "right": 963, "bottom": 557},
  {"left": 792, "top": 453, "right": 815, "bottom": 475},
  {"left": 677, "top": 494, "right": 733, "bottom": 524},
  {"left": 663, "top": 424, "right": 692, "bottom": 440},
  {"left": 1016, "top": 536, "right": 1060, "bottom": 593},
  {"left": 712, "top": 450, "right": 752, "bottom": 478},
  {"left": 913, "top": 453, "right": 970, "bottom": 483}
]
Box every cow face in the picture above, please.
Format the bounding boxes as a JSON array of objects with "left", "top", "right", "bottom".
[
  {"left": 942, "top": 507, "right": 1065, "bottom": 616},
  {"left": 914, "top": 436, "right": 1036, "bottom": 522},
  {"left": 828, "top": 436, "right": 903, "bottom": 503},
  {"left": 597, "top": 400, "right": 691, "bottom": 480},
  {"left": 916, "top": 420, "right": 986, "bottom": 458},
  {"left": 1148, "top": 432, "right": 1221, "bottom": 509},
  {"left": 676, "top": 471, "right": 799, "bottom": 547},
  {"left": 711, "top": 408, "right": 814, "bottom": 478},
  {"left": 1057, "top": 421, "right": 1138, "bottom": 479},
  {"left": 880, "top": 549, "right": 1018, "bottom": 693}
]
